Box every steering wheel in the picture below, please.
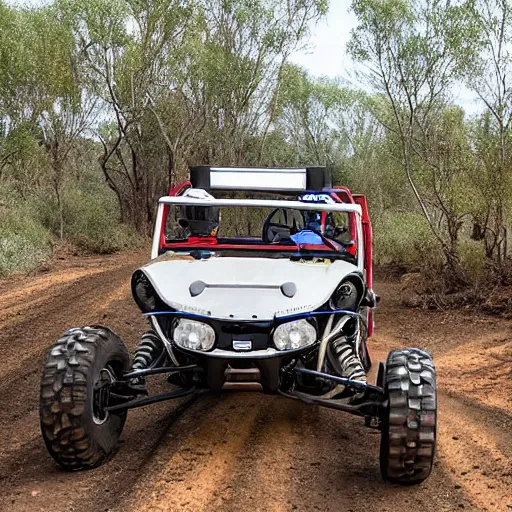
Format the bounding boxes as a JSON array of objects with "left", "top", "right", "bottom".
[
  {"left": 264, "top": 222, "right": 294, "bottom": 242},
  {"left": 262, "top": 208, "right": 304, "bottom": 242}
]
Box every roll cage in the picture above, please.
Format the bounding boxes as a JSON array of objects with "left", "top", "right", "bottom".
[{"left": 151, "top": 166, "right": 374, "bottom": 335}]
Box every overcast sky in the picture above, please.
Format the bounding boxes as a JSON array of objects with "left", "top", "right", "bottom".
[{"left": 290, "top": 2, "right": 357, "bottom": 79}]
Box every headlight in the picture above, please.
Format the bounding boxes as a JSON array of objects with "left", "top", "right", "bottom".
[
  {"left": 173, "top": 319, "right": 215, "bottom": 351},
  {"left": 273, "top": 319, "right": 317, "bottom": 351}
]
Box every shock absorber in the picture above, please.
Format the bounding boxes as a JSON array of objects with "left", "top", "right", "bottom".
[
  {"left": 124, "top": 330, "right": 165, "bottom": 396},
  {"left": 132, "top": 330, "right": 164, "bottom": 370},
  {"left": 330, "top": 336, "right": 366, "bottom": 382}
]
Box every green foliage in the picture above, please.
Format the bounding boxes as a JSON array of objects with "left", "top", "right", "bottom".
[
  {"left": 0, "top": 204, "right": 52, "bottom": 277},
  {"left": 0, "top": 1, "right": 78, "bottom": 120},
  {"left": 373, "top": 212, "right": 439, "bottom": 266},
  {"left": 34, "top": 187, "right": 142, "bottom": 254}
]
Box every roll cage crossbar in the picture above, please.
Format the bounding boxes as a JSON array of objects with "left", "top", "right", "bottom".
[{"left": 155, "top": 196, "right": 363, "bottom": 213}]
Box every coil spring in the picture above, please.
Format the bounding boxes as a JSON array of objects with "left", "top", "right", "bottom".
[
  {"left": 132, "top": 330, "right": 163, "bottom": 370},
  {"left": 331, "top": 336, "right": 366, "bottom": 381}
]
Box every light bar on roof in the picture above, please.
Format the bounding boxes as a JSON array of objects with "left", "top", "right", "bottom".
[
  {"left": 209, "top": 167, "right": 307, "bottom": 191},
  {"left": 189, "top": 165, "right": 331, "bottom": 192}
]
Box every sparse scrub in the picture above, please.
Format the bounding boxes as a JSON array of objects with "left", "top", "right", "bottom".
[
  {"left": 373, "top": 212, "right": 439, "bottom": 267},
  {"left": 456, "top": 239, "right": 486, "bottom": 284},
  {"left": 34, "top": 188, "right": 142, "bottom": 255},
  {"left": 0, "top": 185, "right": 142, "bottom": 277},
  {"left": 0, "top": 207, "right": 52, "bottom": 276}
]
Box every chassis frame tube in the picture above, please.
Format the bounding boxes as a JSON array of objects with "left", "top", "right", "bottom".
[
  {"left": 105, "top": 387, "right": 197, "bottom": 412},
  {"left": 121, "top": 364, "right": 201, "bottom": 380},
  {"left": 279, "top": 389, "right": 382, "bottom": 416},
  {"left": 150, "top": 316, "right": 180, "bottom": 366},
  {"left": 316, "top": 315, "right": 352, "bottom": 371},
  {"left": 294, "top": 367, "right": 384, "bottom": 396}
]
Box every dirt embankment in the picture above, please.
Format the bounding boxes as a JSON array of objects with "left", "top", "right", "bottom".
[{"left": 0, "top": 253, "right": 511, "bottom": 512}]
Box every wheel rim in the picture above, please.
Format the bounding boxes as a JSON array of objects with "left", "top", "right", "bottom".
[{"left": 92, "top": 367, "right": 115, "bottom": 425}]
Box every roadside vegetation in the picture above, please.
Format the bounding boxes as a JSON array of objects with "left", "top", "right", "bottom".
[{"left": 1, "top": 0, "right": 512, "bottom": 305}]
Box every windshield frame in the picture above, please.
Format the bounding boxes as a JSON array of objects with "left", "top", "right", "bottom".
[{"left": 152, "top": 196, "right": 364, "bottom": 270}]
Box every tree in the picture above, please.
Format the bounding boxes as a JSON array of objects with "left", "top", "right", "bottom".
[
  {"left": 466, "top": 0, "right": 512, "bottom": 264},
  {"left": 59, "top": 0, "right": 193, "bottom": 234},
  {"left": 188, "top": 0, "right": 328, "bottom": 166},
  {"left": 0, "top": 1, "right": 95, "bottom": 236},
  {"left": 348, "top": 0, "right": 479, "bottom": 284}
]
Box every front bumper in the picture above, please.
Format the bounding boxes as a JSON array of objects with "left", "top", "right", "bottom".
[
  {"left": 175, "top": 343, "right": 315, "bottom": 393},
  {"left": 176, "top": 344, "right": 315, "bottom": 359}
]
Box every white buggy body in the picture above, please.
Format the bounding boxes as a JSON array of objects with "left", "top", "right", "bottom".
[{"left": 140, "top": 255, "right": 360, "bottom": 321}]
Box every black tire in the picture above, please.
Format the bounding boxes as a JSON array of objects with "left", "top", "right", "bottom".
[
  {"left": 379, "top": 348, "right": 437, "bottom": 485},
  {"left": 40, "top": 326, "right": 130, "bottom": 470}
]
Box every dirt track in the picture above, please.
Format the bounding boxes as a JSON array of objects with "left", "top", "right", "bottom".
[{"left": 0, "top": 252, "right": 511, "bottom": 512}]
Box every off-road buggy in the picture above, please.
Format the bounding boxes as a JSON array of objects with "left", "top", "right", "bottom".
[{"left": 39, "top": 166, "right": 437, "bottom": 484}]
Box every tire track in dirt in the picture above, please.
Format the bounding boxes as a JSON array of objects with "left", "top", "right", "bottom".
[
  {"left": 219, "top": 383, "right": 474, "bottom": 512},
  {"left": 0, "top": 251, "right": 193, "bottom": 512},
  {"left": 0, "top": 283, "right": 128, "bottom": 390},
  {"left": 1, "top": 263, "right": 512, "bottom": 512},
  {"left": 120, "top": 390, "right": 475, "bottom": 512},
  {"left": 117, "top": 393, "right": 262, "bottom": 512},
  {"left": 436, "top": 393, "right": 512, "bottom": 512},
  {"left": 0, "top": 267, "right": 107, "bottom": 325},
  {"left": 435, "top": 335, "right": 512, "bottom": 414},
  {"left": 208, "top": 395, "right": 309, "bottom": 512},
  {"left": 0, "top": 259, "right": 141, "bottom": 383}
]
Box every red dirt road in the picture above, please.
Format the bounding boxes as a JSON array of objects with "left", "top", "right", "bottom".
[{"left": 0, "top": 252, "right": 511, "bottom": 512}]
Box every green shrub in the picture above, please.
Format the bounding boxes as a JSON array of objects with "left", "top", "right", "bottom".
[
  {"left": 34, "top": 187, "right": 142, "bottom": 254},
  {"left": 373, "top": 211, "right": 439, "bottom": 266},
  {"left": 0, "top": 207, "right": 52, "bottom": 276},
  {"left": 456, "top": 238, "right": 486, "bottom": 283}
]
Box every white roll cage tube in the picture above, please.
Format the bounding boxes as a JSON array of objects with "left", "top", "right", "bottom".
[{"left": 151, "top": 196, "right": 364, "bottom": 271}]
